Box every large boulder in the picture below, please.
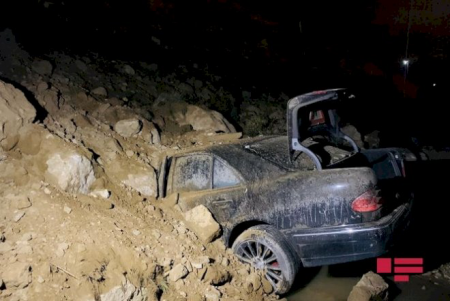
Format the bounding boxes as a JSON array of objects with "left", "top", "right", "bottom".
[
  {"left": 184, "top": 205, "right": 221, "bottom": 243},
  {"left": 114, "top": 118, "right": 143, "bottom": 138},
  {"left": 183, "top": 105, "right": 236, "bottom": 133},
  {"left": 100, "top": 156, "right": 158, "bottom": 197},
  {"left": 122, "top": 171, "right": 157, "bottom": 197},
  {"left": 154, "top": 101, "right": 236, "bottom": 134},
  {"left": 45, "top": 152, "right": 96, "bottom": 194},
  {"left": 348, "top": 271, "right": 388, "bottom": 301},
  {"left": 0, "top": 80, "right": 36, "bottom": 150},
  {"left": 31, "top": 59, "right": 53, "bottom": 76},
  {"left": 91, "top": 86, "right": 108, "bottom": 97}
]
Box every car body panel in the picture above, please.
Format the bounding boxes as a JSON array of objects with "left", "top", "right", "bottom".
[{"left": 157, "top": 89, "right": 413, "bottom": 268}]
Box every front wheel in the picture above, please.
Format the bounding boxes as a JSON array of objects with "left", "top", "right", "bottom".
[{"left": 231, "top": 225, "right": 300, "bottom": 294}]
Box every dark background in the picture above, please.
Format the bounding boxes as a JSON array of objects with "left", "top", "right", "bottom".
[{"left": 2, "top": 0, "right": 449, "bottom": 147}]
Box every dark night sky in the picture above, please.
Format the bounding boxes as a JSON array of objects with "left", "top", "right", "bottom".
[{"left": 2, "top": 0, "right": 449, "bottom": 145}]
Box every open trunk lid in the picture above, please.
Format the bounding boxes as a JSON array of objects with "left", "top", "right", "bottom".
[{"left": 287, "top": 89, "right": 359, "bottom": 170}]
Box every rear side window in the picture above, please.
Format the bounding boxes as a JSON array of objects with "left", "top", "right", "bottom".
[
  {"left": 213, "top": 158, "right": 241, "bottom": 189},
  {"left": 172, "top": 155, "right": 212, "bottom": 193}
]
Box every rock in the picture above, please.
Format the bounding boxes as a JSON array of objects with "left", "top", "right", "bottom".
[
  {"left": 1, "top": 261, "right": 31, "bottom": 288},
  {"left": 342, "top": 124, "right": 364, "bottom": 149},
  {"left": 132, "top": 230, "right": 141, "bottom": 236},
  {"left": 205, "top": 268, "right": 231, "bottom": 285},
  {"left": 17, "top": 125, "right": 43, "bottom": 155},
  {"left": 32, "top": 59, "right": 53, "bottom": 75},
  {"left": 45, "top": 152, "right": 95, "bottom": 194},
  {"left": 13, "top": 211, "right": 25, "bottom": 222},
  {"left": 184, "top": 205, "right": 221, "bottom": 243},
  {"left": 204, "top": 286, "right": 221, "bottom": 301},
  {"left": 44, "top": 187, "right": 51, "bottom": 195},
  {"left": 192, "top": 256, "right": 210, "bottom": 266},
  {"left": 92, "top": 87, "right": 108, "bottom": 97},
  {"left": 106, "top": 97, "right": 123, "bottom": 106},
  {"left": 0, "top": 80, "right": 36, "bottom": 151},
  {"left": 429, "top": 263, "right": 450, "bottom": 282},
  {"left": 55, "top": 242, "right": 69, "bottom": 257},
  {"left": 114, "top": 119, "right": 143, "bottom": 138},
  {"left": 348, "top": 287, "right": 372, "bottom": 301},
  {"left": 40, "top": 89, "right": 60, "bottom": 115},
  {"left": 191, "top": 262, "right": 203, "bottom": 269},
  {"left": 100, "top": 280, "right": 148, "bottom": 301},
  {"left": 64, "top": 206, "right": 72, "bottom": 214},
  {"left": 37, "top": 276, "right": 45, "bottom": 283},
  {"left": 126, "top": 150, "right": 134, "bottom": 157},
  {"left": 0, "top": 234, "right": 5, "bottom": 242},
  {"left": 221, "top": 258, "right": 229, "bottom": 267},
  {"left": 122, "top": 170, "right": 157, "bottom": 197},
  {"left": 178, "top": 83, "right": 194, "bottom": 94},
  {"left": 75, "top": 59, "right": 88, "bottom": 72},
  {"left": 37, "top": 82, "right": 49, "bottom": 93},
  {"left": 364, "top": 130, "right": 381, "bottom": 149},
  {"left": 89, "top": 189, "right": 111, "bottom": 199},
  {"left": 123, "top": 65, "right": 135, "bottom": 75},
  {"left": 348, "top": 271, "right": 388, "bottom": 301},
  {"left": 169, "top": 264, "right": 189, "bottom": 282},
  {"left": 183, "top": 105, "right": 236, "bottom": 133},
  {"left": 140, "top": 121, "right": 160, "bottom": 145}
]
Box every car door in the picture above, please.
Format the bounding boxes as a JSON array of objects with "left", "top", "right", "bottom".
[{"left": 166, "top": 153, "right": 245, "bottom": 223}]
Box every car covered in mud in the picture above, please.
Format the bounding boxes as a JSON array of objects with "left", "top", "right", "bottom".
[{"left": 157, "top": 89, "right": 414, "bottom": 294}]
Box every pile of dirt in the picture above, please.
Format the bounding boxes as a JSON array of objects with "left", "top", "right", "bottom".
[
  {"left": 423, "top": 263, "right": 450, "bottom": 284},
  {"left": 0, "top": 29, "right": 280, "bottom": 301}
]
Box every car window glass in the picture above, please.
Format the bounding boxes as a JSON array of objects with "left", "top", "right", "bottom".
[
  {"left": 213, "top": 158, "right": 241, "bottom": 189},
  {"left": 173, "top": 155, "right": 211, "bottom": 193}
]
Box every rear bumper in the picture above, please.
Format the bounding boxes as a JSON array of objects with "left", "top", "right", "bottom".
[{"left": 284, "top": 201, "right": 412, "bottom": 267}]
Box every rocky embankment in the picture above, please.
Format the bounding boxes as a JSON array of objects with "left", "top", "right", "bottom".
[{"left": 0, "top": 29, "right": 279, "bottom": 301}]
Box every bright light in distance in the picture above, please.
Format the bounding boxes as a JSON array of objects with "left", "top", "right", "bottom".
[
  {"left": 402, "top": 60, "right": 409, "bottom": 65},
  {"left": 433, "top": 83, "right": 436, "bottom": 87}
]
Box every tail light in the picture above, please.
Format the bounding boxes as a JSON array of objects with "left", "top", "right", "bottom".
[{"left": 352, "top": 190, "right": 383, "bottom": 212}]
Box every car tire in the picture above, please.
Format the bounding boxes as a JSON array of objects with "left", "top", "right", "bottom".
[{"left": 231, "top": 225, "right": 300, "bottom": 294}]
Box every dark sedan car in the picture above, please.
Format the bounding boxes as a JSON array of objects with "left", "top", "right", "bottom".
[{"left": 157, "top": 89, "right": 414, "bottom": 293}]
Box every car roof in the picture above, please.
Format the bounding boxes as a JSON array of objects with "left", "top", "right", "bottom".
[{"left": 171, "top": 136, "right": 289, "bottom": 182}]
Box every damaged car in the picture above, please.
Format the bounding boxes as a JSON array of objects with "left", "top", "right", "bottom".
[{"left": 157, "top": 89, "right": 414, "bottom": 294}]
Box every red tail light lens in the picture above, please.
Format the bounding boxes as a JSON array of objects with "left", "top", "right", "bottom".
[{"left": 352, "top": 190, "right": 383, "bottom": 212}]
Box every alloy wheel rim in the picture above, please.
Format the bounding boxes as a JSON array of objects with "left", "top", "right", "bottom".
[{"left": 235, "top": 240, "right": 284, "bottom": 290}]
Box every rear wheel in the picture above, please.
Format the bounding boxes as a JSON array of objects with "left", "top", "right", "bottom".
[{"left": 231, "top": 225, "right": 299, "bottom": 294}]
